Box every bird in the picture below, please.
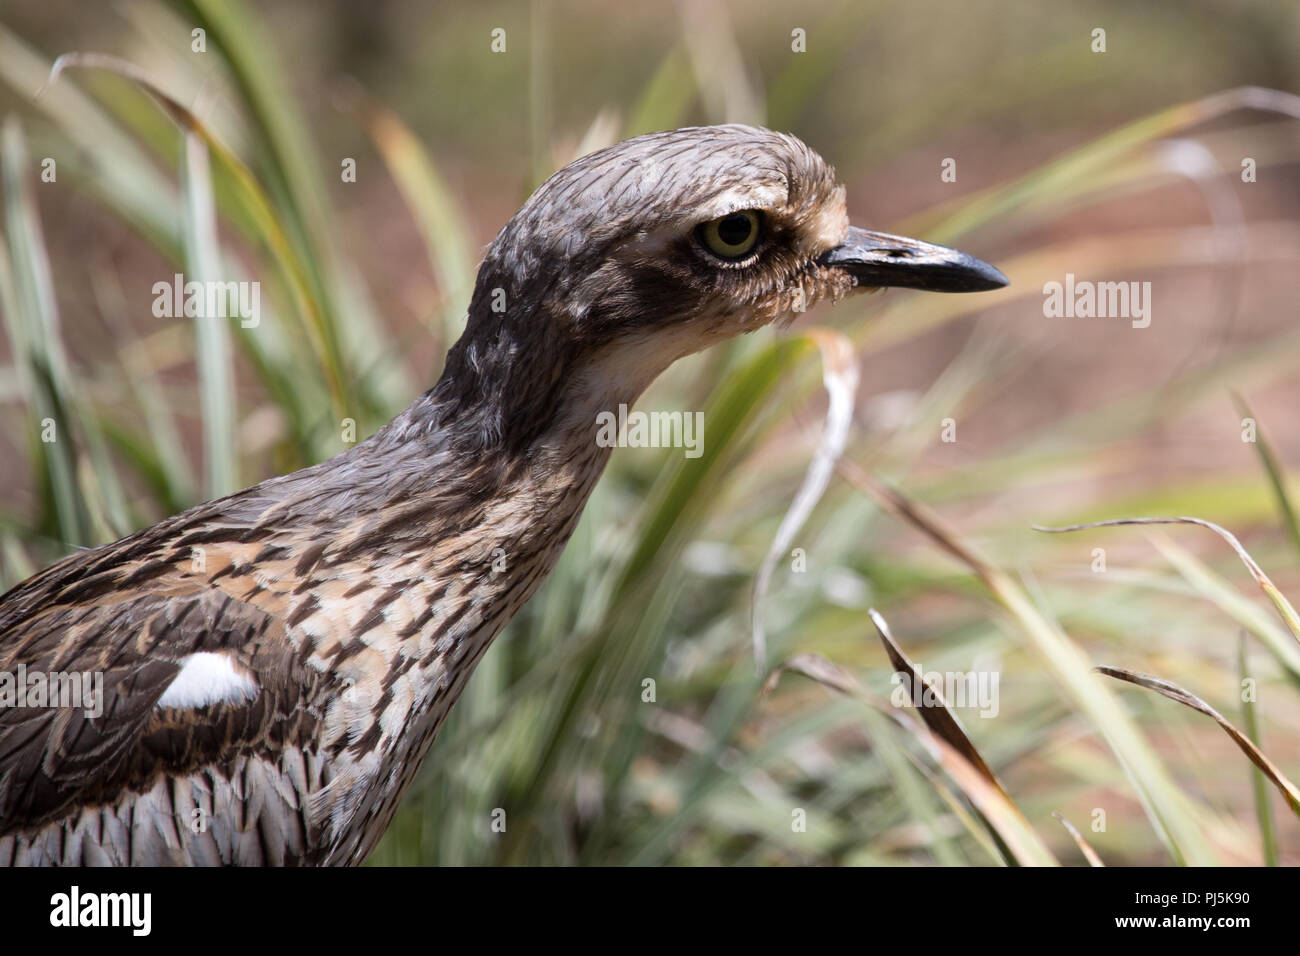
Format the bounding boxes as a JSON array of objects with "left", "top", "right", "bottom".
[{"left": 0, "top": 124, "right": 1006, "bottom": 866}]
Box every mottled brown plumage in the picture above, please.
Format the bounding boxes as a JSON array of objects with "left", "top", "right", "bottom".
[{"left": 0, "top": 125, "right": 1005, "bottom": 865}]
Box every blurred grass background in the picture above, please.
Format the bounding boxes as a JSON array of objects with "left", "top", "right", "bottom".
[{"left": 2, "top": 0, "right": 1300, "bottom": 865}]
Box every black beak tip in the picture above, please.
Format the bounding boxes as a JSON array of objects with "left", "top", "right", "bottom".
[
  {"left": 818, "top": 227, "right": 1009, "bottom": 295},
  {"left": 954, "top": 255, "right": 1010, "bottom": 293}
]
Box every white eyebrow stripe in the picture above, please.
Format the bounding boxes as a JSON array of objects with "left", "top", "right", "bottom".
[
  {"left": 156, "top": 652, "right": 259, "bottom": 709},
  {"left": 695, "top": 183, "right": 786, "bottom": 223}
]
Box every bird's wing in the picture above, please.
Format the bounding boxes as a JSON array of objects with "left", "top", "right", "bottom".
[{"left": 0, "top": 539, "right": 328, "bottom": 841}]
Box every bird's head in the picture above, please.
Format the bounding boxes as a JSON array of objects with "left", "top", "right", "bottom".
[{"left": 435, "top": 124, "right": 1006, "bottom": 450}]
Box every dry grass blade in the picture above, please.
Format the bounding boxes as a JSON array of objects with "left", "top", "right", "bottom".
[
  {"left": 1035, "top": 517, "right": 1300, "bottom": 643},
  {"left": 337, "top": 82, "right": 476, "bottom": 344},
  {"left": 1051, "top": 812, "right": 1105, "bottom": 866},
  {"left": 837, "top": 460, "right": 996, "bottom": 583},
  {"left": 38, "top": 51, "right": 349, "bottom": 416},
  {"left": 38, "top": 53, "right": 178, "bottom": 118},
  {"left": 765, "top": 651, "right": 1058, "bottom": 866},
  {"left": 1097, "top": 665, "right": 1300, "bottom": 817},
  {"left": 838, "top": 463, "right": 1215, "bottom": 864},
  {"left": 1150, "top": 536, "right": 1300, "bottom": 683},
  {"left": 868, "top": 607, "right": 1003, "bottom": 794},
  {"left": 751, "top": 329, "right": 858, "bottom": 672},
  {"left": 761, "top": 651, "right": 860, "bottom": 697}
]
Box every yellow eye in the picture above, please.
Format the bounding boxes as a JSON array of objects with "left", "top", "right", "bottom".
[{"left": 697, "top": 210, "right": 761, "bottom": 259}]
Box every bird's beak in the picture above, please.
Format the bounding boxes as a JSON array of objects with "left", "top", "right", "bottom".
[{"left": 817, "top": 225, "right": 1008, "bottom": 293}]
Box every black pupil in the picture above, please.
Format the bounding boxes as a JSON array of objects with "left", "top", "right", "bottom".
[{"left": 716, "top": 214, "right": 753, "bottom": 247}]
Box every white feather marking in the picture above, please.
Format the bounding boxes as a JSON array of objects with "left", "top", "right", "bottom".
[{"left": 156, "top": 652, "right": 259, "bottom": 709}]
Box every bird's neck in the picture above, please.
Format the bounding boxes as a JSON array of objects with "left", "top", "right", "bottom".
[
  {"left": 310, "top": 312, "right": 683, "bottom": 863},
  {"left": 391, "top": 295, "right": 692, "bottom": 473},
  {"left": 353, "top": 317, "right": 678, "bottom": 594}
]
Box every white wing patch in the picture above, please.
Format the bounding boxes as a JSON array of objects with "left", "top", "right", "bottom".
[{"left": 157, "top": 652, "right": 259, "bottom": 709}]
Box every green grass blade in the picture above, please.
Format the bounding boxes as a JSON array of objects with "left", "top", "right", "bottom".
[
  {"left": 1232, "top": 392, "right": 1300, "bottom": 563},
  {"left": 181, "top": 130, "right": 237, "bottom": 497},
  {"left": 346, "top": 93, "right": 476, "bottom": 345},
  {"left": 0, "top": 118, "right": 89, "bottom": 549},
  {"left": 1237, "top": 633, "right": 1278, "bottom": 866}
]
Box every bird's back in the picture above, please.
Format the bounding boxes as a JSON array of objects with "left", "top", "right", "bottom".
[{"left": 0, "top": 363, "right": 613, "bottom": 864}]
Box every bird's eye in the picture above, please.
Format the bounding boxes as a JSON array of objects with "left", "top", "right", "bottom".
[{"left": 697, "top": 211, "right": 761, "bottom": 260}]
